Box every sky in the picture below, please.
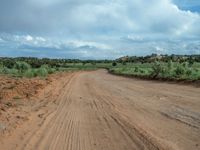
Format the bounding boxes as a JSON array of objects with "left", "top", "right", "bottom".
[{"left": 0, "top": 0, "right": 200, "bottom": 59}]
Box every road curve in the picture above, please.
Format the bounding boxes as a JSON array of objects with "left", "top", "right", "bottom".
[{"left": 1, "top": 70, "right": 200, "bottom": 150}]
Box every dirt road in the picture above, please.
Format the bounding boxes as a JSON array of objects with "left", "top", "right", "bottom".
[{"left": 0, "top": 70, "right": 200, "bottom": 150}]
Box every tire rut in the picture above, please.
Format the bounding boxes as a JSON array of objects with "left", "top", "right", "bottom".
[{"left": 1, "top": 70, "right": 200, "bottom": 150}]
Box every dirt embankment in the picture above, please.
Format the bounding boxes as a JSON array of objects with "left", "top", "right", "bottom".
[
  {"left": 0, "top": 72, "right": 76, "bottom": 137},
  {"left": 0, "top": 76, "right": 49, "bottom": 101},
  {"left": 0, "top": 70, "right": 200, "bottom": 150}
]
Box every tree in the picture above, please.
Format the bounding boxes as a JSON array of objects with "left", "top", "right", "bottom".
[{"left": 112, "top": 62, "right": 117, "bottom": 66}]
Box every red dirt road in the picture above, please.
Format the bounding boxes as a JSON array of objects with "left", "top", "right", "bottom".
[{"left": 0, "top": 70, "right": 200, "bottom": 150}]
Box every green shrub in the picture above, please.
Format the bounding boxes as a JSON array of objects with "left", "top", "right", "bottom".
[
  {"left": 182, "top": 62, "right": 189, "bottom": 68},
  {"left": 8, "top": 69, "right": 19, "bottom": 75},
  {"left": 112, "top": 62, "right": 117, "bottom": 66},
  {"left": 134, "top": 66, "right": 139, "bottom": 72},
  {"left": 190, "top": 71, "right": 200, "bottom": 80},
  {"left": 24, "top": 69, "right": 35, "bottom": 78},
  {"left": 1, "top": 67, "right": 9, "bottom": 74},
  {"left": 14, "top": 61, "right": 31, "bottom": 73},
  {"left": 186, "top": 69, "right": 192, "bottom": 76},
  {"left": 151, "top": 61, "right": 163, "bottom": 77},
  {"left": 41, "top": 64, "right": 49, "bottom": 69},
  {"left": 48, "top": 68, "right": 56, "bottom": 74},
  {"left": 160, "top": 66, "right": 168, "bottom": 77},
  {"left": 122, "top": 62, "right": 126, "bottom": 65},
  {"left": 36, "top": 67, "right": 48, "bottom": 77},
  {"left": 139, "top": 69, "right": 145, "bottom": 73},
  {"left": 0, "top": 62, "right": 3, "bottom": 68},
  {"left": 40, "top": 64, "right": 56, "bottom": 74},
  {"left": 175, "top": 65, "right": 185, "bottom": 76},
  {"left": 167, "top": 60, "right": 173, "bottom": 70},
  {"left": 0, "top": 66, "right": 4, "bottom": 73}
]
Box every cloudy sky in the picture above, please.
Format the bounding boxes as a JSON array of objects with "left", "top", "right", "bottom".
[{"left": 0, "top": 0, "right": 200, "bottom": 59}]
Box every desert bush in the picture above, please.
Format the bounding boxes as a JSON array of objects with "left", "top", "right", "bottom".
[
  {"left": 0, "top": 62, "right": 3, "bottom": 68},
  {"left": 190, "top": 70, "right": 200, "bottom": 80},
  {"left": 175, "top": 65, "right": 185, "bottom": 76},
  {"left": 186, "top": 69, "right": 192, "bottom": 76},
  {"left": 1, "top": 67, "right": 9, "bottom": 74},
  {"left": 159, "top": 66, "right": 169, "bottom": 77},
  {"left": 134, "top": 66, "right": 139, "bottom": 72},
  {"left": 40, "top": 64, "right": 49, "bottom": 69},
  {"left": 14, "top": 61, "right": 31, "bottom": 73},
  {"left": 24, "top": 69, "right": 35, "bottom": 78},
  {"left": 151, "top": 61, "right": 163, "bottom": 77},
  {"left": 139, "top": 69, "right": 145, "bottom": 74},
  {"left": 182, "top": 62, "right": 189, "bottom": 68},
  {"left": 112, "top": 62, "right": 117, "bottom": 66},
  {"left": 122, "top": 62, "right": 126, "bottom": 65},
  {"left": 167, "top": 60, "right": 173, "bottom": 70},
  {"left": 8, "top": 68, "right": 19, "bottom": 75},
  {"left": 0, "top": 65, "right": 3, "bottom": 73},
  {"left": 36, "top": 67, "right": 48, "bottom": 77},
  {"left": 48, "top": 68, "right": 56, "bottom": 74}
]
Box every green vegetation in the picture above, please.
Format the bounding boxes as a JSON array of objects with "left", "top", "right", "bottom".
[
  {"left": 110, "top": 55, "right": 200, "bottom": 81},
  {"left": 0, "top": 57, "right": 112, "bottom": 78},
  {"left": 0, "top": 54, "right": 200, "bottom": 81}
]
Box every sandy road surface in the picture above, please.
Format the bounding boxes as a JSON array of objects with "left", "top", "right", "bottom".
[{"left": 0, "top": 70, "right": 200, "bottom": 150}]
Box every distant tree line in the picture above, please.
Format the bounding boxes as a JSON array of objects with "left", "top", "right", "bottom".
[
  {"left": 0, "top": 57, "right": 113, "bottom": 69},
  {"left": 116, "top": 54, "right": 200, "bottom": 64},
  {"left": 1, "top": 54, "right": 200, "bottom": 69}
]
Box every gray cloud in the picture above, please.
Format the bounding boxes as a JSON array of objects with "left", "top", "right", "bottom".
[{"left": 0, "top": 0, "right": 200, "bottom": 58}]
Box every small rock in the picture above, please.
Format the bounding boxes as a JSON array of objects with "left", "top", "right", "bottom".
[
  {"left": 1, "top": 107, "right": 6, "bottom": 111},
  {"left": 38, "top": 113, "right": 44, "bottom": 118},
  {"left": 16, "top": 115, "right": 21, "bottom": 119},
  {"left": 5, "top": 102, "right": 13, "bottom": 107}
]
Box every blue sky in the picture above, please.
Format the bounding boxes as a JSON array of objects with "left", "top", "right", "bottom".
[
  {"left": 0, "top": 0, "right": 200, "bottom": 59},
  {"left": 173, "top": 0, "right": 200, "bottom": 12}
]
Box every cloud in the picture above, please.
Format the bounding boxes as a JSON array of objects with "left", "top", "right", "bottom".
[
  {"left": 25, "top": 35, "right": 33, "bottom": 41},
  {"left": 0, "top": 0, "right": 200, "bottom": 58},
  {"left": 67, "top": 40, "right": 111, "bottom": 50},
  {"left": 0, "top": 38, "right": 4, "bottom": 43}
]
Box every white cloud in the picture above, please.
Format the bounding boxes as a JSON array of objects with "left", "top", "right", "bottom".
[
  {"left": 155, "top": 46, "right": 165, "bottom": 55},
  {"left": 0, "top": 0, "right": 200, "bottom": 58},
  {"left": 25, "top": 35, "right": 33, "bottom": 41},
  {"left": 35, "top": 37, "right": 46, "bottom": 42},
  {"left": 0, "top": 38, "right": 3, "bottom": 42},
  {"left": 63, "top": 0, "right": 200, "bottom": 37},
  {"left": 67, "top": 40, "right": 111, "bottom": 50}
]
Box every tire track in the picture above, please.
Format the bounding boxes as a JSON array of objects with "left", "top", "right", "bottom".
[{"left": 1, "top": 70, "right": 200, "bottom": 150}]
